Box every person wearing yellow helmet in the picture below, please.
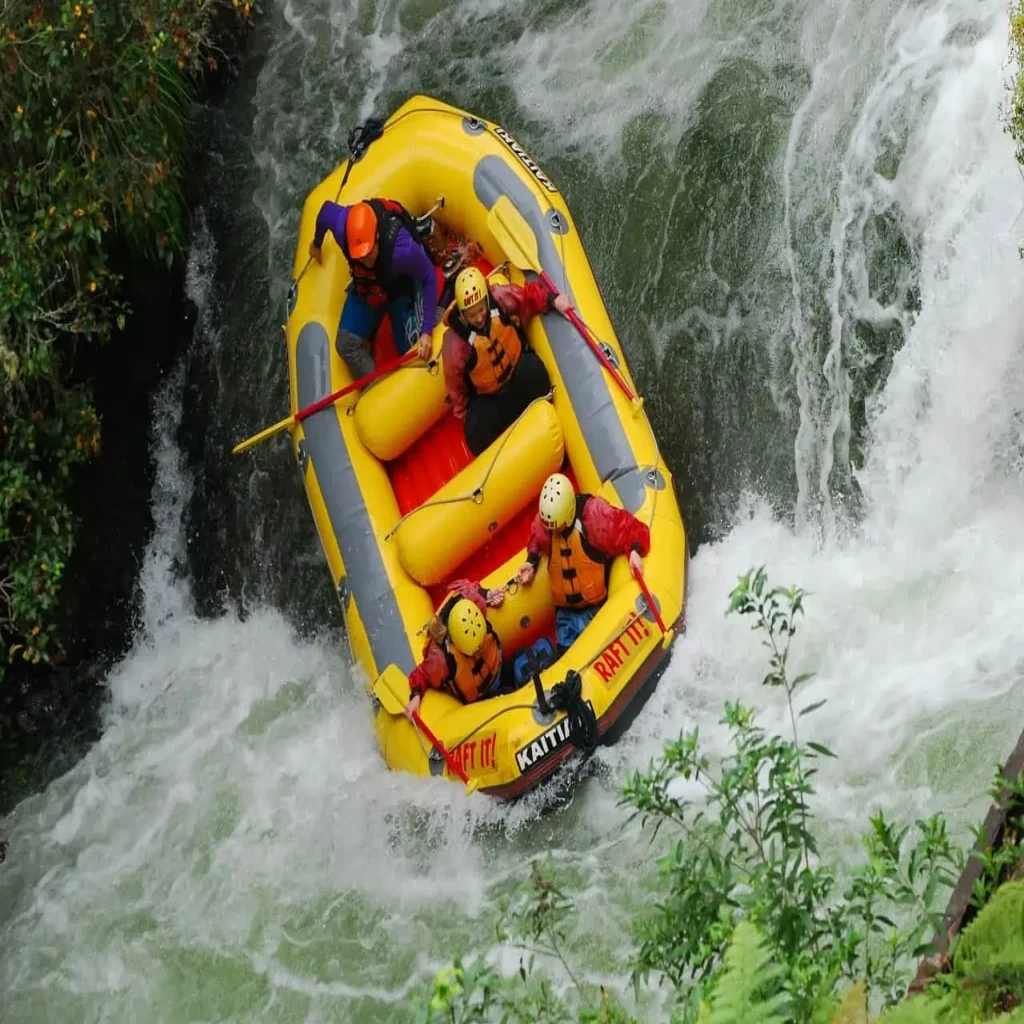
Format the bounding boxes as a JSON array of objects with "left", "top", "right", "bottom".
[
  {"left": 404, "top": 579, "right": 513, "bottom": 719},
  {"left": 441, "top": 265, "right": 573, "bottom": 455},
  {"left": 517, "top": 473, "right": 651, "bottom": 652}
]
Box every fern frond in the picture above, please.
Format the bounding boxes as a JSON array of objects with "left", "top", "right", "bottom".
[{"left": 705, "top": 921, "right": 788, "bottom": 1024}]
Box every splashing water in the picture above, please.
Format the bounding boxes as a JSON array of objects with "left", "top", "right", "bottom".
[{"left": 3, "top": 0, "right": 1024, "bottom": 1019}]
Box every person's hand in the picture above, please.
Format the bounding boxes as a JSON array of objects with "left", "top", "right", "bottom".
[
  {"left": 553, "top": 293, "right": 573, "bottom": 316},
  {"left": 309, "top": 242, "right": 323, "bottom": 264},
  {"left": 486, "top": 586, "right": 505, "bottom": 608},
  {"left": 405, "top": 693, "right": 422, "bottom": 720},
  {"left": 426, "top": 616, "right": 446, "bottom": 644},
  {"left": 517, "top": 562, "right": 536, "bottom": 585},
  {"left": 628, "top": 549, "right": 644, "bottom": 576},
  {"left": 416, "top": 332, "right": 433, "bottom": 361}
]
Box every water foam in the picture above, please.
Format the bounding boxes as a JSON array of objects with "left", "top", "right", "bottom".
[{"left": 4, "top": 0, "right": 1024, "bottom": 1017}]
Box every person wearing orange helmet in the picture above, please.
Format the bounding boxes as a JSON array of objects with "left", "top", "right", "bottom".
[
  {"left": 517, "top": 473, "right": 650, "bottom": 652},
  {"left": 441, "top": 266, "right": 572, "bottom": 455},
  {"left": 309, "top": 198, "right": 439, "bottom": 377},
  {"left": 403, "top": 579, "right": 513, "bottom": 720}
]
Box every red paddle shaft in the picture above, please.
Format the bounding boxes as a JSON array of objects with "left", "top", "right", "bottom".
[
  {"left": 537, "top": 270, "right": 636, "bottom": 403},
  {"left": 295, "top": 350, "right": 417, "bottom": 424},
  {"left": 632, "top": 564, "right": 669, "bottom": 637},
  {"left": 412, "top": 710, "right": 470, "bottom": 784}
]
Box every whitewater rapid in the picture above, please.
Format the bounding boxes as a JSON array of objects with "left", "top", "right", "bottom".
[{"left": 3, "top": 0, "right": 1024, "bottom": 1019}]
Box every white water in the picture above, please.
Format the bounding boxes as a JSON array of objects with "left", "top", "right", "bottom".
[{"left": 4, "top": 0, "right": 1024, "bottom": 1019}]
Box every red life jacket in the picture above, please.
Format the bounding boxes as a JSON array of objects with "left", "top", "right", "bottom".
[{"left": 340, "top": 198, "right": 427, "bottom": 308}]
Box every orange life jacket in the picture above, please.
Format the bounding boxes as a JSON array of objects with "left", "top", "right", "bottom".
[
  {"left": 548, "top": 496, "right": 610, "bottom": 609},
  {"left": 434, "top": 590, "right": 503, "bottom": 703},
  {"left": 442, "top": 630, "right": 502, "bottom": 703},
  {"left": 446, "top": 303, "right": 524, "bottom": 395}
]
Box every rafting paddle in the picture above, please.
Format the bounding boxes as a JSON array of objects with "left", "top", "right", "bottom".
[
  {"left": 372, "top": 665, "right": 479, "bottom": 794},
  {"left": 631, "top": 563, "right": 675, "bottom": 650},
  {"left": 486, "top": 196, "right": 642, "bottom": 413},
  {"left": 231, "top": 350, "right": 421, "bottom": 455}
]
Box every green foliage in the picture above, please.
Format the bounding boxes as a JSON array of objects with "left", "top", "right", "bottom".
[
  {"left": 870, "top": 996, "right": 948, "bottom": 1024},
  {"left": 699, "top": 921, "right": 788, "bottom": 1024},
  {"left": 968, "top": 768, "right": 1024, "bottom": 911},
  {"left": 621, "top": 567, "right": 961, "bottom": 1021},
  {"left": 1010, "top": 0, "right": 1024, "bottom": 258},
  {"left": 830, "top": 983, "right": 869, "bottom": 1024},
  {"left": 1009, "top": 1, "right": 1024, "bottom": 172},
  {"left": 415, "top": 859, "right": 639, "bottom": 1023},
  {"left": 418, "top": 957, "right": 569, "bottom": 1024},
  {"left": 953, "top": 881, "right": 1024, "bottom": 1016},
  {"left": 419, "top": 566, "right": 1024, "bottom": 1024},
  {"left": 0, "top": 0, "right": 254, "bottom": 678},
  {"left": 1, "top": 392, "right": 98, "bottom": 666}
]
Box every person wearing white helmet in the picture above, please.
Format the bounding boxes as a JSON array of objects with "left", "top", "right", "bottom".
[
  {"left": 404, "top": 578, "right": 511, "bottom": 719},
  {"left": 517, "top": 473, "right": 650, "bottom": 652},
  {"left": 441, "top": 266, "right": 572, "bottom": 455}
]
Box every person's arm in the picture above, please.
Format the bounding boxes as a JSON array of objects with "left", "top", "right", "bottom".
[
  {"left": 408, "top": 642, "right": 450, "bottom": 696},
  {"left": 442, "top": 331, "right": 471, "bottom": 420},
  {"left": 312, "top": 201, "right": 346, "bottom": 250},
  {"left": 391, "top": 229, "right": 440, "bottom": 334},
  {"left": 582, "top": 497, "right": 651, "bottom": 559},
  {"left": 527, "top": 515, "right": 553, "bottom": 564},
  {"left": 492, "top": 281, "right": 573, "bottom": 321},
  {"left": 491, "top": 281, "right": 551, "bottom": 321},
  {"left": 446, "top": 579, "right": 491, "bottom": 612}
]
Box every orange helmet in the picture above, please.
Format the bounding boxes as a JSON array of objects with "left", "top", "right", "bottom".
[{"left": 346, "top": 202, "right": 377, "bottom": 259}]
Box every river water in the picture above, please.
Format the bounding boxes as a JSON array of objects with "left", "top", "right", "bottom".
[{"left": 3, "top": 0, "right": 1024, "bottom": 1019}]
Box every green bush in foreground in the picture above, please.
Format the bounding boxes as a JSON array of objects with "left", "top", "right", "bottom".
[
  {"left": 1009, "top": 0, "right": 1024, "bottom": 174},
  {"left": 0, "top": 0, "right": 253, "bottom": 677},
  {"left": 418, "top": 568, "right": 1022, "bottom": 1023}
]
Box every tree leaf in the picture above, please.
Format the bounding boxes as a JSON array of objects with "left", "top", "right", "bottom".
[
  {"left": 800, "top": 699, "right": 827, "bottom": 717},
  {"left": 807, "top": 742, "right": 837, "bottom": 758}
]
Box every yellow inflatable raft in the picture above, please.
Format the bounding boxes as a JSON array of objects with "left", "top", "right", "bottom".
[{"left": 284, "top": 95, "right": 689, "bottom": 799}]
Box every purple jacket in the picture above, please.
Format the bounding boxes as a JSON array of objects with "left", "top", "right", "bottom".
[{"left": 313, "top": 200, "right": 439, "bottom": 334}]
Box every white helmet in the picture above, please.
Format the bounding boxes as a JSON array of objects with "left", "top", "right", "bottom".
[{"left": 539, "top": 473, "right": 575, "bottom": 530}]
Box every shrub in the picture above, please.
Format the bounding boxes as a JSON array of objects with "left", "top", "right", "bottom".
[
  {"left": 418, "top": 568, "right": 973, "bottom": 1023},
  {"left": 0, "top": 0, "right": 254, "bottom": 676}
]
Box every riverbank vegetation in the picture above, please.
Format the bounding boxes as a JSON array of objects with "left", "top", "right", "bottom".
[
  {"left": 0, "top": 0, "right": 254, "bottom": 681},
  {"left": 1010, "top": 0, "right": 1024, "bottom": 254},
  {"left": 419, "top": 569, "right": 1024, "bottom": 1023}
]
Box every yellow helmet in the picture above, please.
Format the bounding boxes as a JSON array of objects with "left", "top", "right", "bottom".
[
  {"left": 447, "top": 598, "right": 486, "bottom": 655},
  {"left": 455, "top": 267, "right": 488, "bottom": 312},
  {"left": 539, "top": 473, "right": 576, "bottom": 530}
]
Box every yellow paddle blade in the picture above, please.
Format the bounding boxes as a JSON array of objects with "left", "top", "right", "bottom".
[
  {"left": 371, "top": 664, "right": 411, "bottom": 716},
  {"left": 230, "top": 413, "right": 296, "bottom": 455},
  {"left": 487, "top": 195, "right": 542, "bottom": 276}
]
